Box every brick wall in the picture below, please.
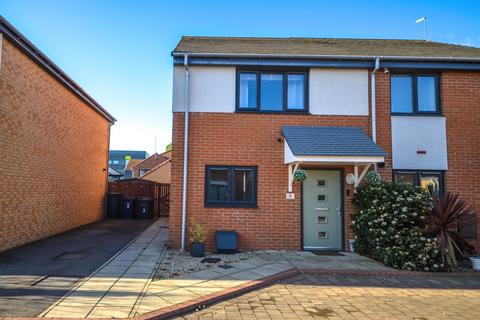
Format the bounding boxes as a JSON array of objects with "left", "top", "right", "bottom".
[
  {"left": 0, "top": 38, "right": 111, "bottom": 252},
  {"left": 442, "top": 71, "right": 480, "bottom": 248},
  {"left": 170, "top": 113, "right": 374, "bottom": 251}
]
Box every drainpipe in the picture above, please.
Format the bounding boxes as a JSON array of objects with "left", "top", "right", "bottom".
[
  {"left": 371, "top": 57, "right": 380, "bottom": 171},
  {"left": 181, "top": 54, "right": 190, "bottom": 251}
]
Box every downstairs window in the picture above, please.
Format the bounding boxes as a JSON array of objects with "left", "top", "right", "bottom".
[
  {"left": 393, "top": 170, "right": 444, "bottom": 197},
  {"left": 205, "top": 166, "right": 258, "bottom": 207}
]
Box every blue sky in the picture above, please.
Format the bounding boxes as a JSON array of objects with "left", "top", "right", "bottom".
[{"left": 1, "top": 0, "right": 479, "bottom": 154}]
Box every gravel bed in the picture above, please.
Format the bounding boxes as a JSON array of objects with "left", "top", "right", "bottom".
[{"left": 153, "top": 249, "right": 299, "bottom": 280}]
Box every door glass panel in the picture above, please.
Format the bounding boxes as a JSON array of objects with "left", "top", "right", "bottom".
[
  {"left": 317, "top": 180, "right": 327, "bottom": 187},
  {"left": 317, "top": 216, "right": 328, "bottom": 224},
  {"left": 318, "top": 231, "right": 328, "bottom": 239},
  {"left": 318, "top": 195, "right": 327, "bottom": 202}
]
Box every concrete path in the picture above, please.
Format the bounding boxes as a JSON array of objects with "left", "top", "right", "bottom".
[
  {"left": 42, "top": 219, "right": 168, "bottom": 318},
  {"left": 0, "top": 219, "right": 153, "bottom": 317},
  {"left": 132, "top": 251, "right": 391, "bottom": 317}
]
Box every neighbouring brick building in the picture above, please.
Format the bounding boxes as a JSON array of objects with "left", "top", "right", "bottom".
[
  {"left": 0, "top": 16, "right": 115, "bottom": 252},
  {"left": 132, "top": 152, "right": 170, "bottom": 178},
  {"left": 170, "top": 36, "right": 480, "bottom": 251}
]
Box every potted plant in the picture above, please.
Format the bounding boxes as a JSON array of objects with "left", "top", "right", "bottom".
[
  {"left": 189, "top": 219, "right": 206, "bottom": 257},
  {"left": 470, "top": 256, "right": 480, "bottom": 271}
]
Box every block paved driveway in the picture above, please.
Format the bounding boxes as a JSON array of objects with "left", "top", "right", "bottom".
[
  {"left": 0, "top": 219, "right": 153, "bottom": 317},
  {"left": 182, "top": 273, "right": 480, "bottom": 320}
]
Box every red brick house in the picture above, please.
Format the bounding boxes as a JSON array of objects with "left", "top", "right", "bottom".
[
  {"left": 169, "top": 36, "right": 480, "bottom": 252},
  {"left": 0, "top": 16, "right": 115, "bottom": 252},
  {"left": 131, "top": 152, "right": 170, "bottom": 178}
]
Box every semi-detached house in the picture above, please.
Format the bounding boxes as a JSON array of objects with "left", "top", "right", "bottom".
[{"left": 169, "top": 36, "right": 480, "bottom": 252}]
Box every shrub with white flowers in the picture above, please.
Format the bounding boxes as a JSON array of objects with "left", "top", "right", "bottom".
[{"left": 352, "top": 180, "right": 446, "bottom": 271}]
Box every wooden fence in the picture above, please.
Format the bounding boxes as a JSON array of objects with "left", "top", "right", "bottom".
[{"left": 108, "top": 179, "right": 170, "bottom": 218}]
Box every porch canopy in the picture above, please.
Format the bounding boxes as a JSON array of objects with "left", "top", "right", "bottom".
[{"left": 282, "top": 126, "right": 387, "bottom": 191}]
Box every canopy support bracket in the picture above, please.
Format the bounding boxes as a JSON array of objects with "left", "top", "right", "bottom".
[
  {"left": 288, "top": 162, "right": 300, "bottom": 193},
  {"left": 354, "top": 163, "right": 371, "bottom": 188}
]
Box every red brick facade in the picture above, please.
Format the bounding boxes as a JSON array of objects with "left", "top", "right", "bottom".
[
  {"left": 442, "top": 71, "right": 480, "bottom": 248},
  {"left": 0, "top": 38, "right": 111, "bottom": 252},
  {"left": 170, "top": 69, "right": 480, "bottom": 252},
  {"left": 170, "top": 112, "right": 390, "bottom": 251}
]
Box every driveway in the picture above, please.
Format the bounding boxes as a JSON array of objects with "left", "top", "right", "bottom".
[
  {"left": 0, "top": 219, "right": 153, "bottom": 317},
  {"left": 183, "top": 273, "right": 480, "bottom": 320}
]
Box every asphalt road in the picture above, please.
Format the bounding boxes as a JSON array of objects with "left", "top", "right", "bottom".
[{"left": 0, "top": 219, "right": 153, "bottom": 317}]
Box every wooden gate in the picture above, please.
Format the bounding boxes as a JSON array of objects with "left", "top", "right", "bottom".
[{"left": 108, "top": 179, "right": 170, "bottom": 218}]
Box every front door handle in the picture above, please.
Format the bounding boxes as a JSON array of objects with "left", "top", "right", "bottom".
[{"left": 336, "top": 205, "right": 343, "bottom": 215}]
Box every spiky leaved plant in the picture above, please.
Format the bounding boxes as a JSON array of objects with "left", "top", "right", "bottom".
[{"left": 423, "top": 192, "right": 477, "bottom": 268}]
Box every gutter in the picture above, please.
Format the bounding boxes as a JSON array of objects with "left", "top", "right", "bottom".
[
  {"left": 0, "top": 15, "right": 116, "bottom": 123},
  {"left": 172, "top": 51, "right": 480, "bottom": 62},
  {"left": 181, "top": 54, "right": 190, "bottom": 251}
]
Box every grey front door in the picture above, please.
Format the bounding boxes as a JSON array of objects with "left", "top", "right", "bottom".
[{"left": 302, "top": 170, "right": 342, "bottom": 250}]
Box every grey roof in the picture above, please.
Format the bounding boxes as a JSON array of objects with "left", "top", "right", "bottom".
[
  {"left": 173, "top": 36, "right": 480, "bottom": 60},
  {"left": 282, "top": 126, "right": 387, "bottom": 157}
]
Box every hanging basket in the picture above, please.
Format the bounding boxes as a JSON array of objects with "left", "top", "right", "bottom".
[{"left": 293, "top": 169, "right": 307, "bottom": 182}]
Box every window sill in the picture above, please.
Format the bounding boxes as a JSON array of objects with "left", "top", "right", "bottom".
[
  {"left": 235, "top": 110, "right": 310, "bottom": 115},
  {"left": 204, "top": 203, "right": 258, "bottom": 209},
  {"left": 391, "top": 112, "right": 443, "bottom": 117}
]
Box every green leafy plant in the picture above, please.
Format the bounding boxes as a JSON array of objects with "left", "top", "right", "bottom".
[
  {"left": 293, "top": 169, "right": 307, "bottom": 182},
  {"left": 423, "top": 192, "right": 477, "bottom": 268},
  {"left": 189, "top": 219, "right": 206, "bottom": 244},
  {"left": 352, "top": 181, "right": 444, "bottom": 271}
]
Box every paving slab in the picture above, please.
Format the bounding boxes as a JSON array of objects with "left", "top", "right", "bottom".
[{"left": 41, "top": 219, "right": 168, "bottom": 318}]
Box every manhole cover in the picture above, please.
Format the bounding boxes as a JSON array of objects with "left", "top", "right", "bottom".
[
  {"left": 218, "top": 264, "right": 233, "bottom": 269},
  {"left": 201, "top": 257, "right": 221, "bottom": 264},
  {"left": 54, "top": 252, "right": 88, "bottom": 260}
]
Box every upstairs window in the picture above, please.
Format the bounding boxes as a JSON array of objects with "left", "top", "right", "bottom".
[
  {"left": 391, "top": 74, "right": 440, "bottom": 114},
  {"left": 237, "top": 71, "right": 307, "bottom": 112},
  {"left": 205, "top": 166, "right": 257, "bottom": 207}
]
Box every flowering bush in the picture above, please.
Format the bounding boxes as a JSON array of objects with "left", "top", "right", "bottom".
[{"left": 352, "top": 181, "right": 447, "bottom": 271}]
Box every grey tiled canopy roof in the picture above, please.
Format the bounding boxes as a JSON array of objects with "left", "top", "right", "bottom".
[
  {"left": 174, "top": 36, "right": 480, "bottom": 59},
  {"left": 282, "top": 126, "right": 387, "bottom": 157}
]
